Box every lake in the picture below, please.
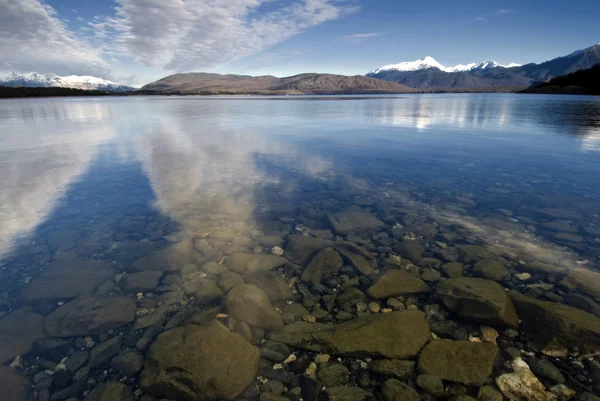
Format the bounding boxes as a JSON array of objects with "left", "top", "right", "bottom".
[{"left": 1, "top": 93, "right": 600, "bottom": 401}]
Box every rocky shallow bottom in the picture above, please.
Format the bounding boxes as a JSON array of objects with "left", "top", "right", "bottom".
[{"left": 2, "top": 173, "right": 600, "bottom": 401}]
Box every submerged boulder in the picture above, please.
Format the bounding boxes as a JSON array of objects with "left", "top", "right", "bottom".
[
  {"left": 140, "top": 322, "right": 260, "bottom": 401},
  {"left": 327, "top": 208, "right": 385, "bottom": 234},
  {"left": 418, "top": 339, "right": 499, "bottom": 386},
  {"left": 285, "top": 235, "right": 333, "bottom": 266},
  {"left": 334, "top": 242, "right": 377, "bottom": 276},
  {"left": 0, "top": 366, "right": 31, "bottom": 401},
  {"left": 301, "top": 248, "right": 344, "bottom": 285},
  {"left": 20, "top": 257, "right": 113, "bottom": 304},
  {"left": 270, "top": 310, "right": 430, "bottom": 359},
  {"left": 437, "top": 277, "right": 519, "bottom": 328},
  {"left": 84, "top": 382, "right": 135, "bottom": 401},
  {"left": 560, "top": 268, "right": 600, "bottom": 298},
  {"left": 246, "top": 255, "right": 287, "bottom": 273},
  {"left": 225, "top": 284, "right": 283, "bottom": 330},
  {"left": 367, "top": 269, "right": 431, "bottom": 299},
  {"left": 243, "top": 271, "right": 292, "bottom": 302},
  {"left": 0, "top": 308, "right": 45, "bottom": 363},
  {"left": 510, "top": 291, "right": 600, "bottom": 357},
  {"left": 45, "top": 296, "right": 136, "bottom": 337}
]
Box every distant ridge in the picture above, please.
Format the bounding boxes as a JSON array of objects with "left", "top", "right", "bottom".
[
  {"left": 367, "top": 44, "right": 600, "bottom": 90},
  {"left": 0, "top": 72, "right": 135, "bottom": 92},
  {"left": 139, "top": 72, "right": 416, "bottom": 94},
  {"left": 522, "top": 63, "right": 600, "bottom": 95}
]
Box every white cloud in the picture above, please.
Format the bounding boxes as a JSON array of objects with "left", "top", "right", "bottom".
[
  {"left": 0, "top": 0, "right": 111, "bottom": 76},
  {"left": 91, "top": 0, "right": 356, "bottom": 72},
  {"left": 345, "top": 32, "right": 382, "bottom": 42},
  {"left": 496, "top": 9, "right": 513, "bottom": 15}
]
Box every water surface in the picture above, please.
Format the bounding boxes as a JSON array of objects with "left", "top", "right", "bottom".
[{"left": 1, "top": 93, "right": 600, "bottom": 400}]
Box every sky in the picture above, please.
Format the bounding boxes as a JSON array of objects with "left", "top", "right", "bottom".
[{"left": 1, "top": 0, "right": 599, "bottom": 87}]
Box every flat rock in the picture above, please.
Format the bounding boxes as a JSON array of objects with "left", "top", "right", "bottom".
[
  {"left": 225, "top": 284, "right": 283, "bottom": 330},
  {"left": 20, "top": 257, "right": 113, "bottom": 304},
  {"left": 45, "top": 296, "right": 136, "bottom": 337},
  {"left": 47, "top": 229, "right": 80, "bottom": 252},
  {"left": 90, "top": 336, "right": 123, "bottom": 368},
  {"left": 510, "top": 291, "right": 600, "bottom": 357},
  {"left": 522, "top": 263, "right": 566, "bottom": 277},
  {"left": 131, "top": 239, "right": 197, "bottom": 273},
  {"left": 140, "top": 322, "right": 260, "bottom": 401},
  {"left": 366, "top": 270, "right": 431, "bottom": 299},
  {"left": 84, "top": 382, "right": 135, "bottom": 401},
  {"left": 0, "top": 366, "right": 31, "bottom": 401},
  {"left": 392, "top": 242, "right": 424, "bottom": 263},
  {"left": 218, "top": 271, "right": 246, "bottom": 292},
  {"left": 243, "top": 271, "right": 292, "bottom": 302},
  {"left": 474, "top": 260, "right": 511, "bottom": 282},
  {"left": 119, "top": 271, "right": 163, "bottom": 293},
  {"left": 381, "top": 379, "right": 420, "bottom": 401},
  {"left": 334, "top": 242, "right": 377, "bottom": 276},
  {"left": 0, "top": 308, "right": 45, "bottom": 363},
  {"left": 437, "top": 277, "right": 519, "bottom": 328},
  {"left": 301, "top": 248, "right": 344, "bottom": 285},
  {"left": 368, "top": 359, "right": 414, "bottom": 380},
  {"left": 285, "top": 235, "right": 333, "bottom": 266},
  {"left": 328, "top": 208, "right": 385, "bottom": 234},
  {"left": 246, "top": 255, "right": 287, "bottom": 273},
  {"left": 418, "top": 339, "right": 499, "bottom": 386},
  {"left": 560, "top": 268, "right": 600, "bottom": 298},
  {"left": 325, "top": 386, "right": 373, "bottom": 401},
  {"left": 270, "top": 310, "right": 430, "bottom": 359},
  {"left": 194, "top": 281, "right": 224, "bottom": 304},
  {"left": 456, "top": 245, "right": 489, "bottom": 263}
]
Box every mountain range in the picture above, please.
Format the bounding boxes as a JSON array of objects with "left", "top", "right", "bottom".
[
  {"left": 366, "top": 44, "right": 600, "bottom": 90},
  {"left": 0, "top": 72, "right": 135, "bottom": 92},
  {"left": 139, "top": 73, "right": 415, "bottom": 94}
]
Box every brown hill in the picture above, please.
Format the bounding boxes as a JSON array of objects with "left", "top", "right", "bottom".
[{"left": 140, "top": 72, "right": 415, "bottom": 94}]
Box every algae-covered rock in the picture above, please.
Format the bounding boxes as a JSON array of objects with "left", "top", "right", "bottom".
[{"left": 367, "top": 269, "right": 431, "bottom": 299}]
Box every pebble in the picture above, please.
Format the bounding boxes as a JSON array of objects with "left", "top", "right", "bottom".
[
  {"left": 271, "top": 246, "right": 284, "bottom": 256},
  {"left": 315, "top": 354, "right": 331, "bottom": 364},
  {"left": 305, "top": 362, "right": 318, "bottom": 379},
  {"left": 368, "top": 302, "right": 381, "bottom": 313}
]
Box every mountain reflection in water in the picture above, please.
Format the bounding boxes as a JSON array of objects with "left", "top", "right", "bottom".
[{"left": 1, "top": 94, "right": 600, "bottom": 401}]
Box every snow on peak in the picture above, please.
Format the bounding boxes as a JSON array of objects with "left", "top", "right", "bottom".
[
  {"left": 369, "top": 58, "right": 521, "bottom": 74},
  {"left": 369, "top": 57, "right": 446, "bottom": 74},
  {"left": 0, "top": 72, "right": 134, "bottom": 91}
]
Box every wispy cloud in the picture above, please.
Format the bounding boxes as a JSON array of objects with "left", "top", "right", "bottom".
[
  {"left": 0, "top": 0, "right": 111, "bottom": 76},
  {"left": 496, "top": 9, "right": 513, "bottom": 15},
  {"left": 90, "top": 0, "right": 358, "bottom": 72},
  {"left": 345, "top": 32, "right": 383, "bottom": 42},
  {"left": 476, "top": 16, "right": 486, "bottom": 21}
]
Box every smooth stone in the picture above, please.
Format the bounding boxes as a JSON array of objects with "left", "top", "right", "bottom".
[
  {"left": 301, "top": 248, "right": 344, "bottom": 286},
  {"left": 21, "top": 258, "right": 113, "bottom": 304},
  {"left": 317, "top": 364, "right": 349, "bottom": 387},
  {"left": 367, "top": 270, "right": 431, "bottom": 299},
  {"left": 140, "top": 322, "right": 260, "bottom": 401},
  {"left": 218, "top": 272, "right": 246, "bottom": 292},
  {"left": 131, "top": 239, "right": 197, "bottom": 272},
  {"left": 0, "top": 308, "right": 45, "bottom": 363},
  {"left": 83, "top": 382, "right": 135, "bottom": 401},
  {"left": 324, "top": 386, "right": 373, "bottom": 401},
  {"left": 510, "top": 291, "right": 600, "bottom": 357},
  {"left": 478, "top": 385, "right": 504, "bottom": 401},
  {"left": 224, "top": 253, "right": 255, "bottom": 274},
  {"left": 328, "top": 208, "right": 385, "bottom": 234},
  {"left": 442, "top": 263, "right": 464, "bottom": 278},
  {"left": 522, "top": 263, "right": 566, "bottom": 276},
  {"left": 243, "top": 271, "right": 292, "bottom": 302},
  {"left": 417, "top": 374, "right": 446, "bottom": 398},
  {"left": 474, "top": 260, "right": 510, "bottom": 282},
  {"left": 65, "top": 350, "right": 89, "bottom": 373},
  {"left": 0, "top": 366, "right": 31, "bottom": 401},
  {"left": 111, "top": 351, "right": 145, "bottom": 376},
  {"left": 392, "top": 242, "right": 424, "bottom": 262},
  {"left": 529, "top": 359, "right": 565, "bottom": 384},
  {"left": 381, "top": 379, "right": 420, "bottom": 401},
  {"left": 418, "top": 339, "right": 499, "bottom": 386},
  {"left": 270, "top": 310, "right": 430, "bottom": 359},
  {"left": 456, "top": 245, "right": 489, "bottom": 263},
  {"left": 89, "top": 336, "right": 123, "bottom": 368},
  {"left": 119, "top": 271, "right": 163, "bottom": 293},
  {"left": 368, "top": 359, "right": 414, "bottom": 379},
  {"left": 201, "top": 261, "right": 228, "bottom": 276},
  {"left": 33, "top": 338, "right": 73, "bottom": 359},
  {"left": 283, "top": 303, "right": 310, "bottom": 317},
  {"left": 437, "top": 277, "right": 519, "bottom": 328},
  {"left": 246, "top": 255, "right": 287, "bottom": 273},
  {"left": 45, "top": 296, "right": 136, "bottom": 337},
  {"left": 194, "top": 281, "right": 224, "bottom": 304},
  {"left": 336, "top": 288, "right": 368, "bottom": 313},
  {"left": 560, "top": 268, "right": 600, "bottom": 299},
  {"left": 225, "top": 284, "right": 284, "bottom": 330}
]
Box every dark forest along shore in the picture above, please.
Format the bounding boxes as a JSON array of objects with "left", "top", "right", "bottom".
[{"left": 1, "top": 94, "right": 600, "bottom": 401}]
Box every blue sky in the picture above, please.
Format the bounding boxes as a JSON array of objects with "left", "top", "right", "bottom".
[{"left": 1, "top": 0, "right": 598, "bottom": 86}]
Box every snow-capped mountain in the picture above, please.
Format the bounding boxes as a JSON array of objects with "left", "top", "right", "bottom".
[
  {"left": 368, "top": 57, "right": 520, "bottom": 74},
  {"left": 366, "top": 44, "right": 600, "bottom": 90},
  {"left": 0, "top": 72, "right": 135, "bottom": 92}
]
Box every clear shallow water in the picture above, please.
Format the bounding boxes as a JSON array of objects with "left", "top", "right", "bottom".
[{"left": 2, "top": 94, "right": 600, "bottom": 400}]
